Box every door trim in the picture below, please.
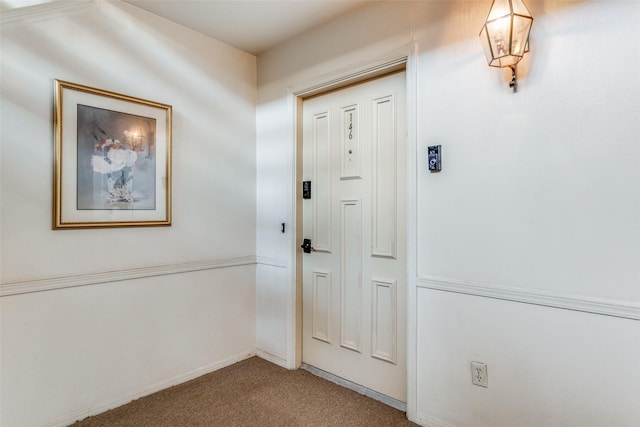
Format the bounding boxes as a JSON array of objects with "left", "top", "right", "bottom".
[{"left": 287, "top": 43, "right": 418, "bottom": 419}]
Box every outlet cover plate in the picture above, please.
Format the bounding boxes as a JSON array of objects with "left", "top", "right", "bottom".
[{"left": 471, "top": 361, "right": 488, "bottom": 388}]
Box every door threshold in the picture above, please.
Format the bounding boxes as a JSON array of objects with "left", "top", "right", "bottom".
[{"left": 300, "top": 363, "right": 406, "bottom": 412}]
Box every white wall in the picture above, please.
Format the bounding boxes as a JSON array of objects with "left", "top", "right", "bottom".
[
  {"left": 0, "top": 1, "right": 257, "bottom": 426},
  {"left": 256, "top": 1, "right": 640, "bottom": 425}
]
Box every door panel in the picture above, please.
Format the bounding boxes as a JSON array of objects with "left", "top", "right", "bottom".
[
  {"left": 312, "top": 111, "right": 332, "bottom": 253},
  {"left": 302, "top": 71, "right": 406, "bottom": 402}
]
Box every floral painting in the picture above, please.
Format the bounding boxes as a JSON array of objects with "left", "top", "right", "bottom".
[
  {"left": 54, "top": 80, "right": 171, "bottom": 229},
  {"left": 77, "top": 105, "right": 156, "bottom": 210}
]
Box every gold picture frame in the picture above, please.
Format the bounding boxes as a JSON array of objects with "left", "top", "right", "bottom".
[{"left": 53, "top": 80, "right": 172, "bottom": 229}]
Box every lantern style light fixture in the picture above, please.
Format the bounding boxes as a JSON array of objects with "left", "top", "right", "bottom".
[{"left": 479, "top": 0, "right": 533, "bottom": 91}]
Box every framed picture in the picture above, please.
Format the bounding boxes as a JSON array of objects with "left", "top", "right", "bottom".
[{"left": 53, "top": 80, "right": 172, "bottom": 229}]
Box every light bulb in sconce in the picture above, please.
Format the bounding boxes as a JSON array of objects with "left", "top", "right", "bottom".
[{"left": 479, "top": 0, "right": 533, "bottom": 91}]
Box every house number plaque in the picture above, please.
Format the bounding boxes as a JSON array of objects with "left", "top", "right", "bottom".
[{"left": 341, "top": 105, "right": 360, "bottom": 179}]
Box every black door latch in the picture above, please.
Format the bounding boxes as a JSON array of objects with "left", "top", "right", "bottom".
[{"left": 301, "top": 238, "right": 316, "bottom": 253}]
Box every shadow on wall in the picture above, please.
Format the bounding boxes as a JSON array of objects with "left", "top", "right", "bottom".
[
  {"left": 256, "top": 0, "right": 592, "bottom": 94},
  {"left": 408, "top": 0, "right": 597, "bottom": 90},
  {"left": 0, "top": 0, "right": 257, "bottom": 282}
]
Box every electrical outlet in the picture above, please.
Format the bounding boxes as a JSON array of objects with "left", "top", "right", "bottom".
[{"left": 471, "top": 361, "right": 488, "bottom": 388}]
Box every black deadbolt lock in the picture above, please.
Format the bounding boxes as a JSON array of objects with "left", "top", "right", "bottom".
[{"left": 301, "top": 238, "right": 313, "bottom": 253}]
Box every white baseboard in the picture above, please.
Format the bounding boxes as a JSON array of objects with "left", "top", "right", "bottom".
[
  {"left": 41, "top": 349, "right": 256, "bottom": 427},
  {"left": 256, "top": 348, "right": 289, "bottom": 368},
  {"left": 414, "top": 413, "right": 456, "bottom": 427}
]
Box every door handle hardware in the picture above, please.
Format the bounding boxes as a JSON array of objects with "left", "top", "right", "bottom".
[{"left": 301, "top": 238, "right": 316, "bottom": 253}]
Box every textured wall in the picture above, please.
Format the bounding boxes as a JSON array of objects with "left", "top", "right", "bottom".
[
  {"left": 0, "top": 1, "right": 257, "bottom": 426},
  {"left": 256, "top": 1, "right": 640, "bottom": 425}
]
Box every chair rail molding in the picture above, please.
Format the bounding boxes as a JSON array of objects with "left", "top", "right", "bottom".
[
  {"left": 256, "top": 256, "right": 288, "bottom": 269},
  {"left": 417, "top": 276, "right": 640, "bottom": 321},
  {"left": 0, "top": 255, "right": 257, "bottom": 297}
]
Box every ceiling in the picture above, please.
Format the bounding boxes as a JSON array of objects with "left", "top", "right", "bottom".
[{"left": 122, "top": 0, "right": 371, "bottom": 56}]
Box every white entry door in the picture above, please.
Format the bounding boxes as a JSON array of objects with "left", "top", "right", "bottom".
[{"left": 301, "top": 71, "right": 406, "bottom": 402}]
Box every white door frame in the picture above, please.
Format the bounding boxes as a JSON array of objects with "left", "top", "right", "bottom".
[{"left": 286, "top": 43, "right": 419, "bottom": 420}]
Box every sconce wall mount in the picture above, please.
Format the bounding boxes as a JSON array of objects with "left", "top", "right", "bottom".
[{"left": 479, "top": 0, "right": 533, "bottom": 91}]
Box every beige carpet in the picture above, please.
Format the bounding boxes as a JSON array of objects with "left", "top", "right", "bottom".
[{"left": 73, "top": 356, "right": 418, "bottom": 426}]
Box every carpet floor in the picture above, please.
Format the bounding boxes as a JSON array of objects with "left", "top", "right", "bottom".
[{"left": 73, "top": 356, "right": 418, "bottom": 426}]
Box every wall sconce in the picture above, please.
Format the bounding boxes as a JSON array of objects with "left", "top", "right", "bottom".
[{"left": 479, "top": 0, "right": 533, "bottom": 92}]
